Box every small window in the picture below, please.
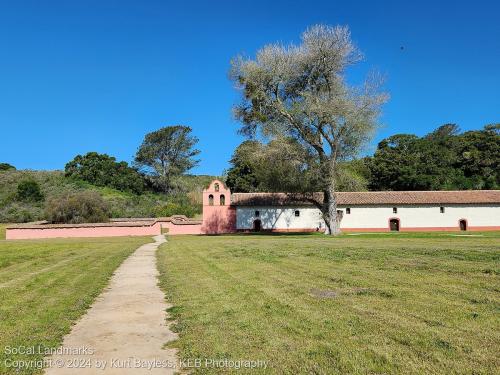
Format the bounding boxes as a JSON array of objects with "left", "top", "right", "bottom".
[
  {"left": 214, "top": 183, "right": 219, "bottom": 192},
  {"left": 220, "top": 194, "right": 225, "bottom": 206},
  {"left": 393, "top": 207, "right": 397, "bottom": 214},
  {"left": 295, "top": 210, "right": 300, "bottom": 217},
  {"left": 440, "top": 207, "right": 445, "bottom": 213},
  {"left": 255, "top": 210, "right": 260, "bottom": 217},
  {"left": 208, "top": 194, "right": 214, "bottom": 206},
  {"left": 346, "top": 208, "right": 351, "bottom": 214}
]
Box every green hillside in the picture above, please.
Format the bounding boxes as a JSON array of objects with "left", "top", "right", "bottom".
[{"left": 0, "top": 170, "right": 216, "bottom": 223}]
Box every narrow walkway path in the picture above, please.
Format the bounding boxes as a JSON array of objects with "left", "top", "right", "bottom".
[{"left": 45, "top": 235, "right": 178, "bottom": 374}]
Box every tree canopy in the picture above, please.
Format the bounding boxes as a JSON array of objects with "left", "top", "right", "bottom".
[
  {"left": 134, "top": 126, "right": 200, "bottom": 193},
  {"left": 367, "top": 124, "right": 499, "bottom": 190},
  {"left": 225, "top": 139, "right": 367, "bottom": 193},
  {"left": 230, "top": 24, "right": 387, "bottom": 234},
  {"left": 65, "top": 152, "right": 145, "bottom": 194},
  {"left": 17, "top": 180, "right": 44, "bottom": 202}
]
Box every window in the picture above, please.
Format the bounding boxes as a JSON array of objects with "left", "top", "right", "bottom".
[
  {"left": 208, "top": 194, "right": 214, "bottom": 206},
  {"left": 346, "top": 208, "right": 351, "bottom": 214},
  {"left": 220, "top": 194, "right": 225, "bottom": 206},
  {"left": 440, "top": 207, "right": 445, "bottom": 213},
  {"left": 255, "top": 210, "right": 260, "bottom": 217},
  {"left": 214, "top": 183, "right": 219, "bottom": 192},
  {"left": 393, "top": 207, "right": 397, "bottom": 214},
  {"left": 295, "top": 210, "right": 300, "bottom": 217}
]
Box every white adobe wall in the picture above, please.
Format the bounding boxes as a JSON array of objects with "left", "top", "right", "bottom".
[
  {"left": 236, "top": 204, "right": 500, "bottom": 230},
  {"left": 339, "top": 204, "right": 500, "bottom": 229},
  {"left": 236, "top": 207, "right": 325, "bottom": 230}
]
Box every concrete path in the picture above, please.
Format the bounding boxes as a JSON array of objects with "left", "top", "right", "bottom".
[{"left": 45, "top": 235, "right": 178, "bottom": 374}]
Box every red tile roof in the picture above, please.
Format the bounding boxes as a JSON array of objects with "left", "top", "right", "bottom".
[{"left": 231, "top": 190, "right": 500, "bottom": 206}]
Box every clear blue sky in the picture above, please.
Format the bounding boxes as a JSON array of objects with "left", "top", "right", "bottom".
[{"left": 0, "top": 0, "right": 498, "bottom": 175}]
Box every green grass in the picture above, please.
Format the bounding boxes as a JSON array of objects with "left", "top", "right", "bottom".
[
  {"left": 158, "top": 233, "right": 500, "bottom": 374},
  {"left": 0, "top": 223, "right": 9, "bottom": 240},
  {"left": 0, "top": 236, "right": 151, "bottom": 374}
]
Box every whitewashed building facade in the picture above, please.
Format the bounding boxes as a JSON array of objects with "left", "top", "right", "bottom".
[{"left": 229, "top": 190, "right": 500, "bottom": 232}]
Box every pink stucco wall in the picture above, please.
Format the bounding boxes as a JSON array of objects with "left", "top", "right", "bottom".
[
  {"left": 160, "top": 221, "right": 203, "bottom": 235},
  {"left": 6, "top": 222, "right": 162, "bottom": 240},
  {"left": 201, "top": 180, "right": 236, "bottom": 234}
]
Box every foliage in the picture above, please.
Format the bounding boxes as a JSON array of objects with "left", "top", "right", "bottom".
[
  {"left": 225, "top": 140, "right": 368, "bottom": 193},
  {"left": 0, "top": 237, "right": 149, "bottom": 375},
  {"left": 0, "top": 170, "right": 212, "bottom": 222},
  {"left": 230, "top": 24, "right": 387, "bottom": 234},
  {"left": 45, "top": 191, "right": 111, "bottom": 224},
  {"left": 158, "top": 234, "right": 500, "bottom": 374},
  {"left": 367, "top": 124, "right": 500, "bottom": 190},
  {"left": 16, "top": 179, "right": 44, "bottom": 202},
  {"left": 225, "top": 139, "right": 320, "bottom": 192},
  {"left": 225, "top": 141, "right": 261, "bottom": 192},
  {"left": 0, "top": 163, "right": 15, "bottom": 171},
  {"left": 0, "top": 202, "right": 37, "bottom": 223},
  {"left": 135, "top": 126, "right": 200, "bottom": 193},
  {"left": 153, "top": 195, "right": 198, "bottom": 218},
  {"left": 65, "top": 152, "right": 145, "bottom": 194}
]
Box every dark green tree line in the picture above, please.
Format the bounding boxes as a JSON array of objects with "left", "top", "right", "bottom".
[
  {"left": 367, "top": 124, "right": 499, "bottom": 190},
  {"left": 226, "top": 124, "right": 499, "bottom": 192}
]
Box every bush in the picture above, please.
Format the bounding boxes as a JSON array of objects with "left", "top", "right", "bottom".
[
  {"left": 45, "top": 191, "right": 110, "bottom": 224},
  {"left": 0, "top": 202, "right": 38, "bottom": 223},
  {"left": 153, "top": 196, "right": 197, "bottom": 218},
  {"left": 17, "top": 180, "right": 44, "bottom": 202},
  {"left": 0, "top": 163, "right": 15, "bottom": 171}
]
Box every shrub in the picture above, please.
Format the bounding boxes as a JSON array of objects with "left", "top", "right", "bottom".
[
  {"left": 0, "top": 163, "right": 15, "bottom": 171},
  {"left": 45, "top": 191, "right": 110, "bottom": 224},
  {"left": 153, "top": 196, "right": 197, "bottom": 218},
  {"left": 0, "top": 202, "right": 38, "bottom": 223},
  {"left": 17, "top": 180, "right": 44, "bottom": 202}
]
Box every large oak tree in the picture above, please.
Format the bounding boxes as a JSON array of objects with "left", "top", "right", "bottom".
[{"left": 230, "top": 25, "right": 387, "bottom": 234}]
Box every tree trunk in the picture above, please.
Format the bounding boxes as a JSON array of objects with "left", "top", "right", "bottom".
[{"left": 322, "top": 185, "right": 341, "bottom": 235}]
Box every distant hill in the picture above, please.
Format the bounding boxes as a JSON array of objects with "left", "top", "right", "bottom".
[{"left": 0, "top": 170, "right": 217, "bottom": 223}]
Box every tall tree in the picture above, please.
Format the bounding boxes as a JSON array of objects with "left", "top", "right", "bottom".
[
  {"left": 135, "top": 126, "right": 200, "bottom": 193},
  {"left": 230, "top": 25, "right": 387, "bottom": 234},
  {"left": 225, "top": 140, "right": 261, "bottom": 193}
]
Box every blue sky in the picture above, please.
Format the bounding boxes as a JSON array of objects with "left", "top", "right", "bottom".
[{"left": 0, "top": 0, "right": 498, "bottom": 175}]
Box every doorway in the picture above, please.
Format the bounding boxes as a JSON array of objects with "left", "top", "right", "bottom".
[
  {"left": 389, "top": 218, "right": 400, "bottom": 232},
  {"left": 459, "top": 219, "right": 467, "bottom": 231},
  {"left": 253, "top": 219, "right": 261, "bottom": 232}
]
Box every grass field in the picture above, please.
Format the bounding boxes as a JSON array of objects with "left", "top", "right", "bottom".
[
  {"left": 0, "top": 223, "right": 8, "bottom": 240},
  {"left": 158, "top": 233, "right": 500, "bottom": 374},
  {"left": 0, "top": 236, "right": 151, "bottom": 375}
]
